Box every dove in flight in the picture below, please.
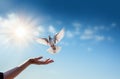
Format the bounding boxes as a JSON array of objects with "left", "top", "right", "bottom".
[{"left": 36, "top": 28, "right": 65, "bottom": 54}]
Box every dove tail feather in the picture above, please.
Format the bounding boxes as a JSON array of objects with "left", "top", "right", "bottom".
[{"left": 47, "top": 46, "right": 61, "bottom": 54}]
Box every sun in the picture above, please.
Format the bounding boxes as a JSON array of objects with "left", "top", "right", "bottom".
[
  {"left": 0, "top": 13, "right": 40, "bottom": 47},
  {"left": 14, "top": 27, "right": 28, "bottom": 38}
]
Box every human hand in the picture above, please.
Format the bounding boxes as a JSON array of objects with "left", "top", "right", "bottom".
[{"left": 28, "top": 56, "right": 54, "bottom": 65}]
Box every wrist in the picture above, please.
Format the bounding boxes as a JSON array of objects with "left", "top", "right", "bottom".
[{"left": 28, "top": 59, "right": 34, "bottom": 64}]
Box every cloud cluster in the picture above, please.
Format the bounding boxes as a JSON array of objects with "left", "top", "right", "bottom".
[
  {"left": 80, "top": 28, "right": 106, "bottom": 41},
  {"left": 66, "top": 22, "right": 116, "bottom": 42}
]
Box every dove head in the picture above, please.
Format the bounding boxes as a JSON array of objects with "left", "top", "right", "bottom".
[{"left": 48, "top": 35, "right": 52, "bottom": 41}]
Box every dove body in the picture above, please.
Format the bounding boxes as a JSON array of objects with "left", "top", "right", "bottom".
[{"left": 36, "top": 29, "right": 64, "bottom": 54}]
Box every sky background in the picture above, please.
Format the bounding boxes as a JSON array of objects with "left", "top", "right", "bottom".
[{"left": 0, "top": 0, "right": 120, "bottom": 79}]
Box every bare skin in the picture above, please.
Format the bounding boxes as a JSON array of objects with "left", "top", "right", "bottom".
[{"left": 4, "top": 56, "right": 54, "bottom": 79}]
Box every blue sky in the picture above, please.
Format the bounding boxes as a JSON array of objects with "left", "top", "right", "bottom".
[{"left": 0, "top": 0, "right": 120, "bottom": 79}]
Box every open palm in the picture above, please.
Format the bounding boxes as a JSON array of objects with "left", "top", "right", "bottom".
[{"left": 29, "top": 56, "right": 54, "bottom": 65}]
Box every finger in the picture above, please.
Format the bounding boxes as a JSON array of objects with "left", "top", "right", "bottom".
[
  {"left": 35, "top": 56, "right": 43, "bottom": 60},
  {"left": 45, "top": 58, "right": 50, "bottom": 62},
  {"left": 46, "top": 60, "right": 54, "bottom": 64},
  {"left": 49, "top": 60, "right": 54, "bottom": 63},
  {"left": 50, "top": 60, "right": 54, "bottom": 62}
]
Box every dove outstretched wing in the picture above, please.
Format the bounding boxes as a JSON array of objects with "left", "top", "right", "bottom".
[
  {"left": 36, "top": 38, "right": 49, "bottom": 46},
  {"left": 54, "top": 29, "right": 64, "bottom": 44}
]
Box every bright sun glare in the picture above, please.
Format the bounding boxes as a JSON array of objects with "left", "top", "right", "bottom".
[
  {"left": 0, "top": 13, "right": 40, "bottom": 47},
  {"left": 15, "top": 27, "right": 28, "bottom": 38}
]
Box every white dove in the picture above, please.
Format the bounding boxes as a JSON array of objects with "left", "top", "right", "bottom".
[{"left": 36, "top": 29, "right": 64, "bottom": 54}]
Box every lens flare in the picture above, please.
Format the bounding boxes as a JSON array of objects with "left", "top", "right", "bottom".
[
  {"left": 0, "top": 13, "right": 40, "bottom": 47},
  {"left": 15, "top": 27, "right": 28, "bottom": 38}
]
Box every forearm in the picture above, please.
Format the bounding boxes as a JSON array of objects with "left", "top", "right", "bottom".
[
  {"left": 3, "top": 56, "right": 53, "bottom": 79},
  {"left": 4, "top": 60, "right": 31, "bottom": 79}
]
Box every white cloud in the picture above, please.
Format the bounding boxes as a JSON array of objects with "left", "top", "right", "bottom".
[
  {"left": 105, "top": 23, "right": 117, "bottom": 31},
  {"left": 107, "top": 36, "right": 114, "bottom": 41},
  {"left": 111, "top": 23, "right": 116, "bottom": 28},
  {"left": 0, "top": 13, "right": 18, "bottom": 28},
  {"left": 0, "top": 17, "right": 2, "bottom": 21},
  {"left": 99, "top": 26, "right": 105, "bottom": 30},
  {"left": 75, "top": 30, "right": 80, "bottom": 35},
  {"left": 0, "top": 17, "right": 3, "bottom": 27},
  {"left": 95, "top": 35, "right": 105, "bottom": 41},
  {"left": 94, "top": 26, "right": 99, "bottom": 30},
  {"left": 80, "top": 35, "right": 93, "bottom": 40},
  {"left": 8, "top": 13, "right": 16, "bottom": 19},
  {"left": 35, "top": 26, "right": 45, "bottom": 36},
  {"left": 84, "top": 29, "right": 94, "bottom": 35},
  {"left": 48, "top": 25, "right": 56, "bottom": 34},
  {"left": 80, "top": 28, "right": 106, "bottom": 42},
  {"left": 37, "top": 26, "right": 45, "bottom": 33},
  {"left": 73, "top": 22, "right": 81, "bottom": 35},
  {"left": 94, "top": 26, "right": 106, "bottom": 31},
  {"left": 94, "top": 24, "right": 117, "bottom": 32},
  {"left": 80, "top": 29, "right": 94, "bottom": 40},
  {"left": 73, "top": 22, "right": 81, "bottom": 27},
  {"left": 66, "top": 30, "right": 74, "bottom": 38}
]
